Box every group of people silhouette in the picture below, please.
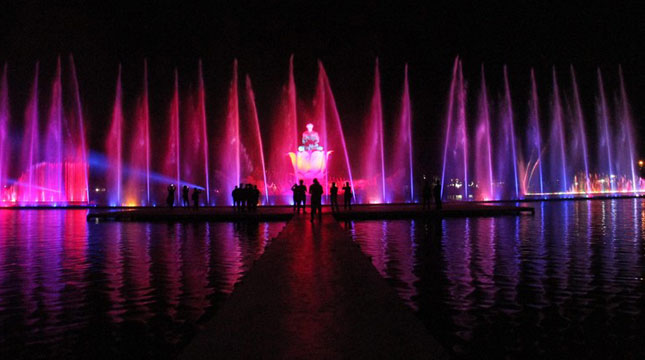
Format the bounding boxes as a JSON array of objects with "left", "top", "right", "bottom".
[
  {"left": 166, "top": 184, "right": 202, "bottom": 209},
  {"left": 164, "top": 179, "right": 441, "bottom": 213},
  {"left": 291, "top": 180, "right": 353, "bottom": 220},
  {"left": 232, "top": 184, "right": 262, "bottom": 211}
]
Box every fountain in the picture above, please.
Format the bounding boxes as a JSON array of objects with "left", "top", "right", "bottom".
[
  {"left": 0, "top": 55, "right": 641, "bottom": 207},
  {"left": 441, "top": 58, "right": 641, "bottom": 200}
]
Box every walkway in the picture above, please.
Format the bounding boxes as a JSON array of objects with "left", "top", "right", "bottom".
[{"left": 181, "top": 214, "right": 447, "bottom": 359}]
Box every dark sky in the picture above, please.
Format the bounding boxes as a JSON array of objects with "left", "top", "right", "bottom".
[{"left": 1, "top": 1, "right": 644, "bottom": 172}]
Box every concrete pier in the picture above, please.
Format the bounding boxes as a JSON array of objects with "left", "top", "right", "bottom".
[
  {"left": 180, "top": 214, "right": 448, "bottom": 359},
  {"left": 87, "top": 203, "right": 534, "bottom": 222}
]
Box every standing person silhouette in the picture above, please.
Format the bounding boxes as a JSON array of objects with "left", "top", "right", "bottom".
[
  {"left": 433, "top": 180, "right": 442, "bottom": 210},
  {"left": 297, "top": 180, "right": 307, "bottom": 213},
  {"left": 309, "top": 178, "right": 323, "bottom": 222},
  {"left": 232, "top": 185, "right": 240, "bottom": 211},
  {"left": 167, "top": 184, "right": 176, "bottom": 208},
  {"left": 240, "top": 184, "right": 249, "bottom": 211},
  {"left": 422, "top": 180, "right": 431, "bottom": 210},
  {"left": 192, "top": 188, "right": 201, "bottom": 209},
  {"left": 252, "top": 185, "right": 260, "bottom": 210},
  {"left": 182, "top": 185, "right": 190, "bottom": 207},
  {"left": 330, "top": 182, "right": 339, "bottom": 212},
  {"left": 342, "top": 182, "right": 353, "bottom": 210},
  {"left": 290, "top": 183, "right": 298, "bottom": 212}
]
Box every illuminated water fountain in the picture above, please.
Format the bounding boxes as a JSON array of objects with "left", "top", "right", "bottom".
[
  {"left": 0, "top": 55, "right": 638, "bottom": 207},
  {"left": 441, "top": 57, "right": 641, "bottom": 200}
]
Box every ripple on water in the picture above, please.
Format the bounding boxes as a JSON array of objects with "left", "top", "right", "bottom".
[
  {"left": 0, "top": 210, "right": 284, "bottom": 359},
  {"left": 348, "top": 199, "right": 645, "bottom": 358}
]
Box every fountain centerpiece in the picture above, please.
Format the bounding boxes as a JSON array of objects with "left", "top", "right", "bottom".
[{"left": 288, "top": 123, "right": 331, "bottom": 181}]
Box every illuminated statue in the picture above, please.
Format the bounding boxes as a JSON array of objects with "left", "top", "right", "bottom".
[
  {"left": 289, "top": 123, "right": 331, "bottom": 180},
  {"left": 299, "top": 123, "right": 323, "bottom": 151}
]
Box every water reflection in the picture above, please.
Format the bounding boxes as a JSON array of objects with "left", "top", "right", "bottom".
[
  {"left": 350, "top": 199, "right": 645, "bottom": 358},
  {"left": 0, "top": 210, "right": 284, "bottom": 359}
]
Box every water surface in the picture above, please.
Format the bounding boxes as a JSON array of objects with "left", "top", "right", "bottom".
[
  {"left": 0, "top": 210, "right": 284, "bottom": 359},
  {"left": 347, "top": 199, "right": 645, "bottom": 359}
]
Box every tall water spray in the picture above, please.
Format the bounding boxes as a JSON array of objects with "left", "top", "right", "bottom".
[
  {"left": 617, "top": 66, "right": 638, "bottom": 193},
  {"left": 392, "top": 64, "right": 414, "bottom": 202},
  {"left": 245, "top": 75, "right": 269, "bottom": 203},
  {"left": 69, "top": 55, "right": 90, "bottom": 203},
  {"left": 0, "top": 64, "right": 9, "bottom": 201},
  {"left": 596, "top": 69, "right": 615, "bottom": 192},
  {"left": 527, "top": 69, "right": 544, "bottom": 194},
  {"left": 570, "top": 66, "right": 591, "bottom": 193},
  {"left": 22, "top": 64, "right": 39, "bottom": 202},
  {"left": 45, "top": 58, "right": 64, "bottom": 202},
  {"left": 362, "top": 59, "right": 387, "bottom": 203},
  {"left": 217, "top": 60, "right": 240, "bottom": 205},
  {"left": 440, "top": 57, "right": 460, "bottom": 199},
  {"left": 550, "top": 69, "right": 568, "bottom": 192},
  {"left": 318, "top": 62, "right": 356, "bottom": 201},
  {"left": 475, "top": 66, "right": 494, "bottom": 200},
  {"left": 198, "top": 60, "right": 210, "bottom": 204},
  {"left": 457, "top": 61, "right": 468, "bottom": 199},
  {"left": 502, "top": 66, "right": 519, "bottom": 198},
  {"left": 106, "top": 65, "right": 123, "bottom": 205}
]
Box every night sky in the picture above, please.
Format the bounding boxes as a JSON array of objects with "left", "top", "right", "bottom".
[{"left": 1, "top": 1, "right": 644, "bottom": 175}]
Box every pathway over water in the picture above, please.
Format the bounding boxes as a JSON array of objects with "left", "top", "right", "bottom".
[{"left": 181, "top": 214, "right": 446, "bottom": 359}]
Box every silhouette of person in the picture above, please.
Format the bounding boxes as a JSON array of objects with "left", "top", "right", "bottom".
[
  {"left": 309, "top": 178, "right": 323, "bottom": 221},
  {"left": 192, "top": 188, "right": 201, "bottom": 209},
  {"left": 297, "top": 180, "right": 307, "bottom": 213},
  {"left": 232, "top": 185, "right": 240, "bottom": 210},
  {"left": 422, "top": 180, "right": 431, "bottom": 210},
  {"left": 182, "top": 185, "right": 190, "bottom": 207},
  {"left": 245, "top": 184, "right": 253, "bottom": 211},
  {"left": 252, "top": 185, "right": 260, "bottom": 210},
  {"left": 291, "top": 183, "right": 298, "bottom": 212},
  {"left": 167, "top": 184, "right": 176, "bottom": 208},
  {"left": 342, "top": 182, "right": 352, "bottom": 210},
  {"left": 433, "top": 180, "right": 442, "bottom": 210},
  {"left": 238, "top": 183, "right": 246, "bottom": 211},
  {"left": 330, "top": 182, "right": 339, "bottom": 212}
]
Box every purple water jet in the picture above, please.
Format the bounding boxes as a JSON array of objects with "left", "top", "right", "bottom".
[
  {"left": 502, "top": 66, "right": 519, "bottom": 198},
  {"left": 440, "top": 57, "right": 460, "bottom": 199},
  {"left": 106, "top": 65, "right": 123, "bottom": 205},
  {"left": 0, "top": 64, "right": 9, "bottom": 202},
  {"left": 569, "top": 66, "right": 591, "bottom": 193},
  {"left": 474, "top": 65, "right": 494, "bottom": 200}
]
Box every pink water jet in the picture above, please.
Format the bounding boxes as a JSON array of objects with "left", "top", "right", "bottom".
[
  {"left": 0, "top": 64, "right": 9, "bottom": 202},
  {"left": 361, "top": 59, "right": 387, "bottom": 203},
  {"left": 244, "top": 75, "right": 269, "bottom": 204},
  {"left": 474, "top": 66, "right": 494, "bottom": 200},
  {"left": 198, "top": 60, "right": 210, "bottom": 204},
  {"left": 392, "top": 64, "right": 414, "bottom": 202}
]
